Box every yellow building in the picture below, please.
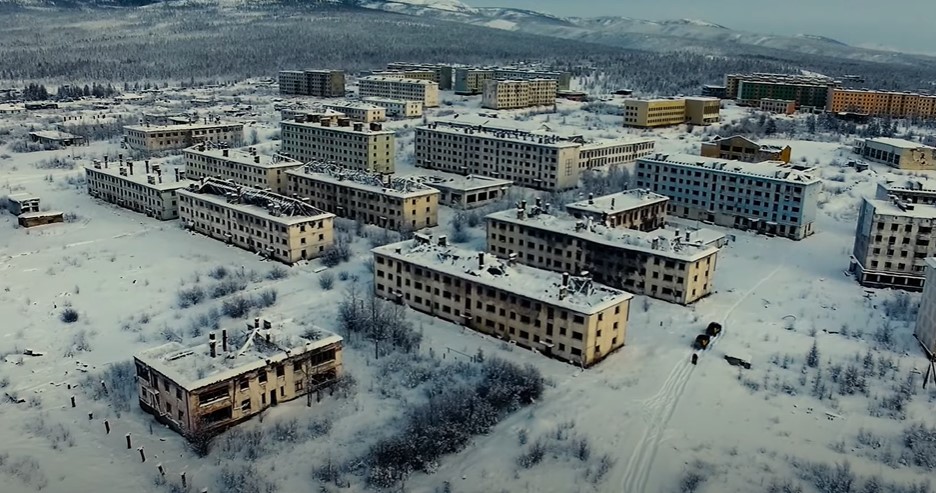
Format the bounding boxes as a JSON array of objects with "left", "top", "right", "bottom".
[
  {"left": 371, "top": 70, "right": 438, "bottom": 83},
  {"left": 700, "top": 135, "right": 792, "bottom": 163},
  {"left": 373, "top": 237, "right": 633, "bottom": 367},
  {"left": 357, "top": 76, "right": 440, "bottom": 108},
  {"left": 481, "top": 79, "right": 557, "bottom": 110},
  {"left": 177, "top": 178, "right": 336, "bottom": 264},
  {"left": 759, "top": 98, "right": 797, "bottom": 115},
  {"left": 135, "top": 319, "right": 342, "bottom": 438},
  {"left": 486, "top": 203, "right": 722, "bottom": 305},
  {"left": 827, "top": 88, "right": 936, "bottom": 118},
  {"left": 362, "top": 97, "right": 424, "bottom": 119},
  {"left": 183, "top": 144, "right": 303, "bottom": 195},
  {"left": 280, "top": 118, "right": 396, "bottom": 174},
  {"left": 565, "top": 189, "right": 668, "bottom": 232},
  {"left": 85, "top": 160, "right": 193, "bottom": 220},
  {"left": 124, "top": 121, "right": 244, "bottom": 152},
  {"left": 286, "top": 162, "right": 440, "bottom": 231},
  {"left": 622, "top": 97, "right": 720, "bottom": 128},
  {"left": 323, "top": 101, "right": 387, "bottom": 123}
]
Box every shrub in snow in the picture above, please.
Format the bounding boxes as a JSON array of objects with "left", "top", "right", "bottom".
[
  {"left": 209, "top": 277, "right": 247, "bottom": 299},
  {"left": 176, "top": 286, "right": 206, "bottom": 308},
  {"left": 82, "top": 360, "right": 136, "bottom": 413},
  {"left": 208, "top": 265, "right": 229, "bottom": 280},
  {"left": 265, "top": 265, "right": 289, "bottom": 280},
  {"left": 221, "top": 295, "right": 253, "bottom": 319},
  {"left": 254, "top": 289, "right": 278, "bottom": 309},
  {"left": 902, "top": 423, "right": 936, "bottom": 471},
  {"left": 319, "top": 272, "right": 335, "bottom": 290},
  {"left": 678, "top": 460, "right": 710, "bottom": 493},
  {"left": 59, "top": 307, "right": 79, "bottom": 323}
]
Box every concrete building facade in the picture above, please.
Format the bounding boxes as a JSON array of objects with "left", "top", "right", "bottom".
[
  {"left": 876, "top": 180, "right": 936, "bottom": 206},
  {"left": 635, "top": 154, "right": 821, "bottom": 240},
  {"left": 725, "top": 73, "right": 840, "bottom": 108},
  {"left": 323, "top": 101, "right": 387, "bottom": 123},
  {"left": 851, "top": 196, "right": 936, "bottom": 290},
  {"left": 286, "top": 162, "right": 440, "bottom": 230},
  {"left": 421, "top": 175, "right": 513, "bottom": 209},
  {"left": 183, "top": 144, "right": 302, "bottom": 195},
  {"left": 622, "top": 97, "right": 721, "bottom": 128},
  {"left": 124, "top": 122, "right": 243, "bottom": 152},
  {"left": 357, "top": 76, "right": 439, "bottom": 108},
  {"left": 373, "top": 237, "right": 633, "bottom": 367},
  {"left": 915, "top": 258, "right": 936, "bottom": 355},
  {"left": 856, "top": 138, "right": 936, "bottom": 170},
  {"left": 178, "top": 178, "right": 336, "bottom": 264},
  {"left": 371, "top": 70, "right": 438, "bottom": 83},
  {"left": 362, "top": 97, "right": 424, "bottom": 118},
  {"left": 86, "top": 160, "right": 193, "bottom": 220},
  {"left": 481, "top": 79, "right": 557, "bottom": 110},
  {"left": 386, "top": 63, "right": 454, "bottom": 90},
  {"left": 486, "top": 204, "right": 721, "bottom": 305},
  {"left": 759, "top": 98, "right": 797, "bottom": 115},
  {"left": 414, "top": 118, "right": 655, "bottom": 191},
  {"left": 565, "top": 189, "right": 668, "bottom": 232},
  {"left": 700, "top": 135, "right": 792, "bottom": 163},
  {"left": 454, "top": 67, "right": 572, "bottom": 95},
  {"left": 827, "top": 88, "right": 936, "bottom": 119},
  {"left": 278, "top": 70, "right": 346, "bottom": 97},
  {"left": 280, "top": 118, "right": 395, "bottom": 174},
  {"left": 135, "top": 320, "right": 342, "bottom": 438}
]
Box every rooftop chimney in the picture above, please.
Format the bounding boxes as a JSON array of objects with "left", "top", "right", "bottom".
[
  {"left": 145, "top": 160, "right": 150, "bottom": 174},
  {"left": 222, "top": 149, "right": 229, "bottom": 158},
  {"left": 174, "top": 169, "right": 180, "bottom": 182},
  {"left": 562, "top": 272, "right": 570, "bottom": 287},
  {"left": 208, "top": 332, "right": 217, "bottom": 358},
  {"left": 478, "top": 252, "right": 485, "bottom": 270},
  {"left": 254, "top": 317, "right": 260, "bottom": 329},
  {"left": 104, "top": 155, "right": 108, "bottom": 168},
  {"left": 254, "top": 155, "right": 260, "bottom": 164},
  {"left": 222, "top": 329, "right": 228, "bottom": 352},
  {"left": 438, "top": 235, "right": 447, "bottom": 247},
  {"left": 588, "top": 193, "right": 594, "bottom": 205},
  {"left": 128, "top": 162, "right": 134, "bottom": 175}
]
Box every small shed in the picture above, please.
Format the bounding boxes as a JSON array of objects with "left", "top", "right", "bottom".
[
  {"left": 18, "top": 210, "right": 64, "bottom": 228},
  {"left": 28, "top": 130, "right": 87, "bottom": 147},
  {"left": 5, "top": 192, "right": 41, "bottom": 215}
]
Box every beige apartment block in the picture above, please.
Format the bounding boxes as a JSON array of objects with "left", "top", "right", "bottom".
[
  {"left": 876, "top": 180, "right": 936, "bottom": 206},
  {"left": 86, "top": 160, "right": 193, "bottom": 220},
  {"left": 623, "top": 97, "right": 720, "bottom": 128},
  {"left": 135, "top": 319, "right": 343, "bottom": 438},
  {"left": 827, "top": 88, "right": 936, "bottom": 119},
  {"left": 454, "top": 67, "right": 572, "bottom": 94},
  {"left": 565, "top": 189, "right": 668, "bottom": 232},
  {"left": 280, "top": 107, "right": 345, "bottom": 122},
  {"left": 362, "top": 97, "right": 424, "bottom": 118},
  {"left": 323, "top": 101, "right": 387, "bottom": 123},
  {"left": 421, "top": 175, "right": 513, "bottom": 209},
  {"left": 178, "top": 178, "right": 336, "bottom": 264},
  {"left": 759, "top": 98, "right": 797, "bottom": 115},
  {"left": 481, "top": 79, "right": 558, "bottom": 110},
  {"left": 183, "top": 144, "right": 302, "bottom": 195},
  {"left": 357, "top": 76, "right": 440, "bottom": 108},
  {"left": 278, "top": 70, "right": 346, "bottom": 97},
  {"left": 915, "top": 258, "right": 936, "bottom": 355},
  {"left": 124, "top": 121, "right": 244, "bottom": 152},
  {"left": 486, "top": 203, "right": 722, "bottom": 305},
  {"left": 286, "top": 162, "right": 440, "bottom": 230},
  {"left": 373, "top": 237, "right": 633, "bottom": 367},
  {"left": 280, "top": 118, "right": 395, "bottom": 174},
  {"left": 701, "top": 135, "right": 792, "bottom": 163},
  {"left": 386, "top": 63, "right": 454, "bottom": 90},
  {"left": 372, "top": 70, "right": 438, "bottom": 83},
  {"left": 635, "top": 154, "right": 822, "bottom": 240},
  {"left": 851, "top": 196, "right": 936, "bottom": 291},
  {"left": 856, "top": 138, "right": 936, "bottom": 170},
  {"left": 414, "top": 118, "right": 655, "bottom": 191}
]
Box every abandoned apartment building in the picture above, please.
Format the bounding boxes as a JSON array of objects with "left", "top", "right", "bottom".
[
  {"left": 85, "top": 157, "right": 194, "bottom": 220},
  {"left": 134, "top": 318, "right": 343, "bottom": 437},
  {"left": 914, "top": 258, "right": 936, "bottom": 355},
  {"left": 177, "top": 178, "right": 336, "bottom": 264},
  {"left": 183, "top": 143, "right": 303, "bottom": 195},
  {"left": 372, "top": 236, "right": 633, "bottom": 367},
  {"left": 123, "top": 120, "right": 244, "bottom": 152},
  {"left": 635, "top": 153, "right": 821, "bottom": 240},
  {"left": 564, "top": 189, "right": 670, "bottom": 232},
  {"left": 850, "top": 195, "right": 936, "bottom": 291},
  {"left": 485, "top": 198, "right": 723, "bottom": 305},
  {"left": 420, "top": 174, "right": 513, "bottom": 209},
  {"left": 279, "top": 115, "right": 395, "bottom": 174},
  {"left": 286, "top": 161, "right": 440, "bottom": 230}
]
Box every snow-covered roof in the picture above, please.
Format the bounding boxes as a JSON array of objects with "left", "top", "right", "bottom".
[
  {"left": 487, "top": 209, "right": 721, "bottom": 262},
  {"left": 179, "top": 178, "right": 334, "bottom": 226},
  {"left": 865, "top": 137, "right": 933, "bottom": 150},
  {"left": 373, "top": 239, "right": 633, "bottom": 314},
  {"left": 135, "top": 323, "right": 342, "bottom": 391},
  {"left": 29, "top": 130, "right": 81, "bottom": 141},
  {"left": 359, "top": 75, "right": 438, "bottom": 86},
  {"left": 864, "top": 197, "right": 936, "bottom": 219},
  {"left": 417, "top": 174, "right": 513, "bottom": 192},
  {"left": 6, "top": 192, "right": 39, "bottom": 202},
  {"left": 84, "top": 163, "right": 194, "bottom": 191},
  {"left": 280, "top": 119, "right": 394, "bottom": 136},
  {"left": 639, "top": 154, "right": 820, "bottom": 185},
  {"left": 362, "top": 97, "right": 421, "bottom": 106},
  {"left": 324, "top": 101, "right": 386, "bottom": 111},
  {"left": 566, "top": 189, "right": 668, "bottom": 216},
  {"left": 124, "top": 121, "right": 242, "bottom": 133},
  {"left": 183, "top": 145, "right": 302, "bottom": 170},
  {"left": 287, "top": 162, "right": 439, "bottom": 198}
]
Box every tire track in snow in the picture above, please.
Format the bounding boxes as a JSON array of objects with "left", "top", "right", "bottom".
[{"left": 620, "top": 262, "right": 785, "bottom": 492}]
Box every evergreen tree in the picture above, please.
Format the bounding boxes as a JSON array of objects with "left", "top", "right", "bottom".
[{"left": 806, "top": 340, "right": 820, "bottom": 368}]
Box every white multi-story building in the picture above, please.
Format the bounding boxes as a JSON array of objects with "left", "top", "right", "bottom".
[
  {"left": 286, "top": 162, "right": 440, "bottom": 231},
  {"left": 386, "top": 63, "right": 454, "bottom": 90},
  {"left": 85, "top": 159, "right": 193, "bottom": 220},
  {"left": 280, "top": 117, "right": 395, "bottom": 174},
  {"left": 357, "top": 76, "right": 439, "bottom": 108},
  {"left": 851, "top": 196, "right": 936, "bottom": 290},
  {"left": 183, "top": 144, "right": 302, "bottom": 196},
  {"left": 635, "top": 154, "right": 821, "bottom": 240},
  {"left": 420, "top": 175, "right": 513, "bottom": 209},
  {"left": 178, "top": 178, "right": 336, "bottom": 264},
  {"left": 414, "top": 117, "right": 655, "bottom": 191},
  {"left": 124, "top": 121, "right": 244, "bottom": 152},
  {"left": 323, "top": 101, "right": 386, "bottom": 123},
  {"left": 876, "top": 180, "right": 936, "bottom": 206},
  {"left": 362, "top": 97, "right": 423, "bottom": 118},
  {"left": 481, "top": 79, "right": 557, "bottom": 110}
]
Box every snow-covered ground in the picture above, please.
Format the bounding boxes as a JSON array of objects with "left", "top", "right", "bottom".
[{"left": 1, "top": 85, "right": 935, "bottom": 493}]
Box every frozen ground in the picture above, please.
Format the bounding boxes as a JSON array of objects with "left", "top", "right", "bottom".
[{"left": 0, "top": 86, "right": 935, "bottom": 493}]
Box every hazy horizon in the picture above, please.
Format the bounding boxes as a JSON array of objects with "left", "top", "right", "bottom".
[{"left": 462, "top": 0, "right": 934, "bottom": 54}]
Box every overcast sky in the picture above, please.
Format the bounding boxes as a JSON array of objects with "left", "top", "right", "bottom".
[{"left": 463, "top": 0, "right": 932, "bottom": 53}]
